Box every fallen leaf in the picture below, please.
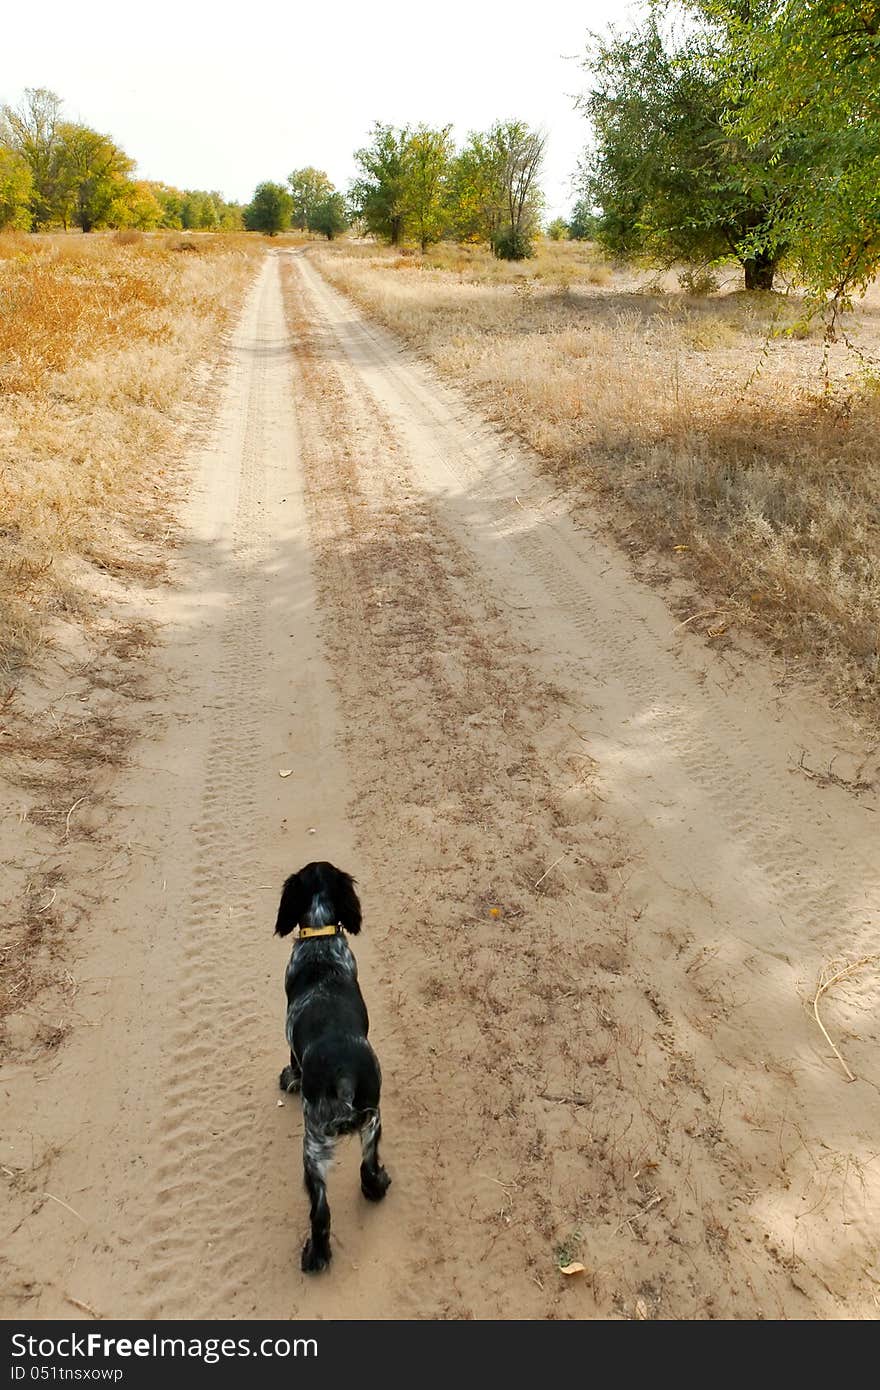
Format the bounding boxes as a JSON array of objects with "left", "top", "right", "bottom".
[
  {"left": 673, "top": 544, "right": 689, "bottom": 552},
  {"left": 279, "top": 769, "right": 293, "bottom": 778},
  {"left": 559, "top": 1262, "right": 586, "bottom": 1277}
]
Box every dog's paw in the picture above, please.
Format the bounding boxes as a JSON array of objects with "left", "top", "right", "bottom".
[
  {"left": 301, "top": 1238, "right": 331, "bottom": 1274},
  {"left": 361, "top": 1165, "right": 391, "bottom": 1202},
  {"left": 279, "top": 1066, "right": 301, "bottom": 1094}
]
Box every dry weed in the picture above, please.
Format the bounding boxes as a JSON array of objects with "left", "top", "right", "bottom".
[{"left": 0, "top": 230, "right": 262, "bottom": 675}]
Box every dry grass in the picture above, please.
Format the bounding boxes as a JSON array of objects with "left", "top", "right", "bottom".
[
  {"left": 340, "top": 236, "right": 614, "bottom": 288},
  {"left": 315, "top": 238, "right": 880, "bottom": 714},
  {"left": 0, "top": 229, "right": 264, "bottom": 1057},
  {"left": 0, "top": 230, "right": 263, "bottom": 676}
]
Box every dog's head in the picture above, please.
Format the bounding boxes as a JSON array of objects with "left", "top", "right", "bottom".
[{"left": 274, "top": 861, "right": 362, "bottom": 937}]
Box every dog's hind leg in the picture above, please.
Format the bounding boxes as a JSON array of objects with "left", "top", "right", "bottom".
[
  {"left": 301, "top": 1106, "right": 335, "bottom": 1273},
  {"left": 279, "top": 1051, "right": 301, "bottom": 1094},
  {"left": 359, "top": 1109, "right": 391, "bottom": 1202}
]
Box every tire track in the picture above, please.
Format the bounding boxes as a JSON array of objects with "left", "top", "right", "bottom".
[{"left": 136, "top": 259, "right": 316, "bottom": 1318}]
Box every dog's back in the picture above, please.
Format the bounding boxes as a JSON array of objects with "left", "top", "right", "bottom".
[
  {"left": 284, "top": 935, "right": 381, "bottom": 1134},
  {"left": 275, "top": 862, "right": 390, "bottom": 1273}
]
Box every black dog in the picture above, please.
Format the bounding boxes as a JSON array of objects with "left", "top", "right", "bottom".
[{"left": 275, "top": 861, "right": 390, "bottom": 1273}]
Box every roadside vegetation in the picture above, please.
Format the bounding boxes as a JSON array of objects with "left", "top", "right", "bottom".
[{"left": 0, "top": 232, "right": 261, "bottom": 676}]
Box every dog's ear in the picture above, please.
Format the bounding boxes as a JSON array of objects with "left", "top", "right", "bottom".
[
  {"left": 275, "top": 872, "right": 308, "bottom": 937},
  {"left": 334, "top": 869, "right": 362, "bottom": 935}
]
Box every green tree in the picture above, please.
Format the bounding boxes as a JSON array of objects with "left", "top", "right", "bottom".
[
  {"left": 53, "top": 123, "right": 134, "bottom": 232},
  {"left": 216, "top": 196, "right": 244, "bottom": 231},
  {"left": 568, "top": 197, "right": 599, "bottom": 240},
  {"left": 109, "top": 180, "right": 165, "bottom": 230},
  {"left": 150, "top": 184, "right": 184, "bottom": 228},
  {"left": 1, "top": 87, "right": 63, "bottom": 229},
  {"left": 288, "top": 167, "right": 334, "bottom": 230},
  {"left": 310, "top": 192, "right": 349, "bottom": 239},
  {"left": 492, "top": 120, "right": 546, "bottom": 259},
  {"left": 446, "top": 131, "right": 505, "bottom": 243},
  {"left": 579, "top": 15, "right": 788, "bottom": 288},
  {"left": 694, "top": 0, "right": 880, "bottom": 301},
  {"left": 403, "top": 125, "right": 453, "bottom": 251},
  {"left": 448, "top": 120, "right": 545, "bottom": 258},
  {"left": 143, "top": 185, "right": 240, "bottom": 231},
  {"left": 350, "top": 124, "right": 411, "bottom": 245},
  {"left": 546, "top": 216, "right": 569, "bottom": 241},
  {"left": 244, "top": 181, "right": 292, "bottom": 235},
  {"left": 0, "top": 147, "right": 33, "bottom": 229},
  {"left": 444, "top": 131, "right": 500, "bottom": 243},
  {"left": 179, "top": 190, "right": 214, "bottom": 229}
]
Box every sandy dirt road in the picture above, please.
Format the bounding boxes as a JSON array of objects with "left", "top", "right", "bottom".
[{"left": 3, "top": 251, "right": 879, "bottom": 1320}]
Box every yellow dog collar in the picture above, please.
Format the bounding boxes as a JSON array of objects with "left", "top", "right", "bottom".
[{"left": 297, "top": 923, "right": 340, "bottom": 941}]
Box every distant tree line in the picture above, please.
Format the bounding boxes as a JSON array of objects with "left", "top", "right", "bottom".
[
  {"left": 10, "top": 4, "right": 877, "bottom": 305},
  {"left": 244, "top": 118, "right": 547, "bottom": 259},
  {"left": 0, "top": 88, "right": 243, "bottom": 233}
]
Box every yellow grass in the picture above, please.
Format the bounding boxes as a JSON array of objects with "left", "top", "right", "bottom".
[
  {"left": 315, "top": 238, "right": 880, "bottom": 713},
  {"left": 0, "top": 231, "right": 262, "bottom": 676}
]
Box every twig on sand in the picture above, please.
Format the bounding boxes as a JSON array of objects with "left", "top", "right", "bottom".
[
  {"left": 613, "top": 1191, "right": 663, "bottom": 1236},
  {"left": 811, "top": 955, "right": 879, "bottom": 1082},
  {"left": 673, "top": 609, "right": 726, "bottom": 631},
  {"left": 539, "top": 1091, "right": 591, "bottom": 1108},
  {"left": 791, "top": 750, "right": 876, "bottom": 801},
  {"left": 44, "top": 1192, "right": 87, "bottom": 1223},
  {"left": 65, "top": 1294, "right": 102, "bottom": 1319},
  {"left": 64, "top": 796, "right": 86, "bottom": 840},
  {"left": 476, "top": 1173, "right": 519, "bottom": 1191},
  {"left": 534, "top": 855, "right": 564, "bottom": 890}
]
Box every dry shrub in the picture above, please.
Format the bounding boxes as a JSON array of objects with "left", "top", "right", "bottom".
[
  {"left": 0, "top": 231, "right": 262, "bottom": 673},
  {"left": 678, "top": 266, "right": 719, "bottom": 296},
  {"left": 163, "top": 233, "right": 201, "bottom": 253},
  {"left": 314, "top": 240, "right": 880, "bottom": 713}
]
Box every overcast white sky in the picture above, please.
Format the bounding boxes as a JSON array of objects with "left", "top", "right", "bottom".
[{"left": 3, "top": 1, "right": 641, "bottom": 217}]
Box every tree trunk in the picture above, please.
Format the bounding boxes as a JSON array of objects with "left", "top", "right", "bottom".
[
  {"left": 742, "top": 252, "right": 776, "bottom": 291},
  {"left": 390, "top": 215, "right": 402, "bottom": 247}
]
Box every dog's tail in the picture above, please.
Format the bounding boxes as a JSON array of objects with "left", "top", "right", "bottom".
[
  {"left": 332, "top": 1073, "right": 357, "bottom": 1132},
  {"left": 304, "top": 1073, "right": 359, "bottom": 1142}
]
